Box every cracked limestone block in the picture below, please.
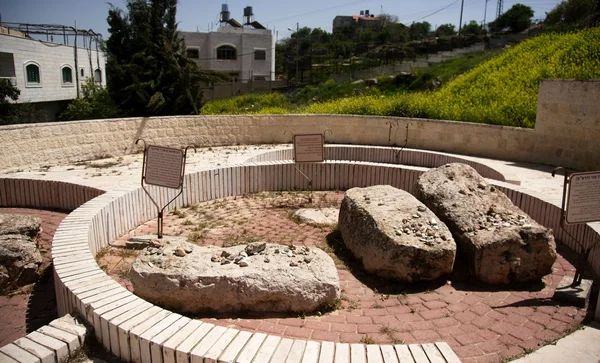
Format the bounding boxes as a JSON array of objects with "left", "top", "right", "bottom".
[
  {"left": 415, "top": 163, "right": 556, "bottom": 284},
  {"left": 130, "top": 242, "right": 340, "bottom": 314},
  {"left": 338, "top": 185, "right": 456, "bottom": 282}
]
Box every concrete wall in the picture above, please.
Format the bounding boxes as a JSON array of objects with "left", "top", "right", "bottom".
[
  {"left": 329, "top": 43, "right": 486, "bottom": 82},
  {"left": 0, "top": 33, "right": 106, "bottom": 104},
  {"left": 0, "top": 79, "right": 598, "bottom": 171},
  {"left": 182, "top": 27, "right": 274, "bottom": 82}
]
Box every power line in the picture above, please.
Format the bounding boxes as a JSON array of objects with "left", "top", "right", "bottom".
[
  {"left": 413, "top": 0, "right": 462, "bottom": 22},
  {"left": 264, "top": 0, "right": 370, "bottom": 24}
]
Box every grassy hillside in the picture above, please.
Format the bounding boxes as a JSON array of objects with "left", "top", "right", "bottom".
[{"left": 202, "top": 27, "right": 600, "bottom": 128}]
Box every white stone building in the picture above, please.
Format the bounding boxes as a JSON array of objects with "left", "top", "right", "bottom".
[
  {"left": 0, "top": 26, "right": 106, "bottom": 121},
  {"left": 181, "top": 5, "right": 275, "bottom": 83}
]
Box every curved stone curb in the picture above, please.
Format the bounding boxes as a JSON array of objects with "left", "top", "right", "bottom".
[
  {"left": 48, "top": 160, "right": 600, "bottom": 362},
  {"left": 244, "top": 145, "right": 507, "bottom": 182},
  {"left": 0, "top": 315, "right": 86, "bottom": 363}
]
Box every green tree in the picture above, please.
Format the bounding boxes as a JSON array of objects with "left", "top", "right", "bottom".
[
  {"left": 409, "top": 21, "right": 432, "bottom": 40},
  {"left": 436, "top": 23, "right": 456, "bottom": 37},
  {"left": 490, "top": 3, "right": 534, "bottom": 32},
  {"left": 462, "top": 20, "right": 483, "bottom": 35},
  {"left": 105, "top": 0, "right": 227, "bottom": 117},
  {"left": 59, "top": 78, "right": 121, "bottom": 121},
  {"left": 0, "top": 79, "right": 20, "bottom": 124},
  {"left": 359, "top": 29, "right": 375, "bottom": 43},
  {"left": 545, "top": 0, "right": 598, "bottom": 27}
]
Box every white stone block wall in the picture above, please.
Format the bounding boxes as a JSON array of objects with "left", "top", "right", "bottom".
[{"left": 0, "top": 33, "right": 106, "bottom": 104}]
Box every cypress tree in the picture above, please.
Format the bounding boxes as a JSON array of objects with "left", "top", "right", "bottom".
[{"left": 105, "top": 0, "right": 227, "bottom": 116}]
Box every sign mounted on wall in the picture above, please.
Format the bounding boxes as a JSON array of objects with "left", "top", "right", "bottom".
[{"left": 293, "top": 134, "right": 324, "bottom": 163}]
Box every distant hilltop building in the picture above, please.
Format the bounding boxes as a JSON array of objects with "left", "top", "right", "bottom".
[
  {"left": 181, "top": 4, "right": 275, "bottom": 83},
  {"left": 0, "top": 23, "right": 106, "bottom": 121},
  {"left": 333, "top": 10, "right": 382, "bottom": 35}
]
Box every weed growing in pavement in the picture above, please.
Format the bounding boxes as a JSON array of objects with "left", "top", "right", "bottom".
[
  {"left": 314, "top": 299, "right": 341, "bottom": 315},
  {"left": 360, "top": 335, "right": 375, "bottom": 344},
  {"left": 372, "top": 302, "right": 384, "bottom": 309},
  {"left": 170, "top": 208, "right": 187, "bottom": 218},
  {"left": 187, "top": 231, "right": 205, "bottom": 244},
  {"left": 340, "top": 294, "right": 359, "bottom": 311},
  {"left": 115, "top": 248, "right": 138, "bottom": 258},
  {"left": 95, "top": 246, "right": 110, "bottom": 259}
]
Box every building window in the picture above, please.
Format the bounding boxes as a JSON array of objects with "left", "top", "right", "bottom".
[
  {"left": 80, "top": 68, "right": 85, "bottom": 77},
  {"left": 216, "top": 45, "right": 236, "bottom": 60},
  {"left": 94, "top": 68, "right": 102, "bottom": 83},
  {"left": 187, "top": 48, "right": 199, "bottom": 59},
  {"left": 25, "top": 62, "right": 41, "bottom": 86},
  {"left": 254, "top": 50, "right": 266, "bottom": 61},
  {"left": 61, "top": 66, "right": 73, "bottom": 85}
]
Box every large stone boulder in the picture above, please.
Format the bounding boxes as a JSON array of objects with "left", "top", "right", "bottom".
[
  {"left": 0, "top": 234, "right": 43, "bottom": 291},
  {"left": 0, "top": 214, "right": 41, "bottom": 238},
  {"left": 415, "top": 163, "right": 557, "bottom": 284},
  {"left": 338, "top": 185, "right": 456, "bottom": 282},
  {"left": 130, "top": 242, "right": 340, "bottom": 314}
]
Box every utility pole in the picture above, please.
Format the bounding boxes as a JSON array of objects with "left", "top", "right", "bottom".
[
  {"left": 295, "top": 22, "right": 299, "bottom": 82},
  {"left": 288, "top": 23, "right": 300, "bottom": 82},
  {"left": 496, "top": 0, "right": 504, "bottom": 19},
  {"left": 74, "top": 20, "right": 80, "bottom": 99},
  {"left": 483, "top": 0, "right": 489, "bottom": 32},
  {"left": 457, "top": 0, "right": 465, "bottom": 45}
]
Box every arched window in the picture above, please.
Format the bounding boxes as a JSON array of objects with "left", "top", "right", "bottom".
[
  {"left": 216, "top": 45, "right": 236, "bottom": 60},
  {"left": 94, "top": 68, "right": 102, "bottom": 83},
  {"left": 61, "top": 65, "right": 73, "bottom": 85},
  {"left": 25, "top": 62, "right": 41, "bottom": 85},
  {"left": 80, "top": 68, "right": 85, "bottom": 77}
]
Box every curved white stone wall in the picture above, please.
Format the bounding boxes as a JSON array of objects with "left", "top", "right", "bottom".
[{"left": 49, "top": 160, "right": 599, "bottom": 362}]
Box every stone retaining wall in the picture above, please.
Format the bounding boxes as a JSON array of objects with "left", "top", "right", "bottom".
[{"left": 1, "top": 80, "right": 599, "bottom": 172}]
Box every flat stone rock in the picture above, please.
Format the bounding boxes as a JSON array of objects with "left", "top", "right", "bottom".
[
  {"left": 0, "top": 234, "right": 42, "bottom": 291},
  {"left": 338, "top": 185, "right": 456, "bottom": 282},
  {"left": 126, "top": 234, "right": 187, "bottom": 249},
  {"left": 0, "top": 214, "right": 42, "bottom": 238},
  {"left": 293, "top": 208, "right": 339, "bottom": 227},
  {"left": 130, "top": 242, "right": 340, "bottom": 314},
  {"left": 415, "top": 163, "right": 557, "bottom": 284}
]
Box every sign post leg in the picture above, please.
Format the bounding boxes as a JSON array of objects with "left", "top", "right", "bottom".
[{"left": 157, "top": 210, "right": 163, "bottom": 239}]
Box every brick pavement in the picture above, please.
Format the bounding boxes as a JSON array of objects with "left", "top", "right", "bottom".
[
  {"left": 103, "top": 191, "right": 588, "bottom": 363},
  {"left": 0, "top": 208, "right": 67, "bottom": 347}
]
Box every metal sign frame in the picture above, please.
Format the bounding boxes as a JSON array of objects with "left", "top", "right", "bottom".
[
  {"left": 552, "top": 167, "right": 600, "bottom": 286},
  {"left": 565, "top": 170, "right": 600, "bottom": 224},
  {"left": 284, "top": 129, "right": 332, "bottom": 202},
  {"left": 136, "top": 139, "right": 196, "bottom": 238}
]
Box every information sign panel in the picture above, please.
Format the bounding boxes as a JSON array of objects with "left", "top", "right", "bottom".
[
  {"left": 566, "top": 171, "right": 600, "bottom": 224},
  {"left": 293, "top": 134, "right": 324, "bottom": 163},
  {"left": 144, "top": 145, "right": 184, "bottom": 189}
]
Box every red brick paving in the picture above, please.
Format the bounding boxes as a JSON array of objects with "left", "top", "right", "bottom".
[
  {"left": 106, "top": 192, "right": 588, "bottom": 363},
  {"left": 0, "top": 208, "right": 67, "bottom": 348}
]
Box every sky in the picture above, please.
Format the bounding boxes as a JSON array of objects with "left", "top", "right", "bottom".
[{"left": 1, "top": 0, "right": 562, "bottom": 41}]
